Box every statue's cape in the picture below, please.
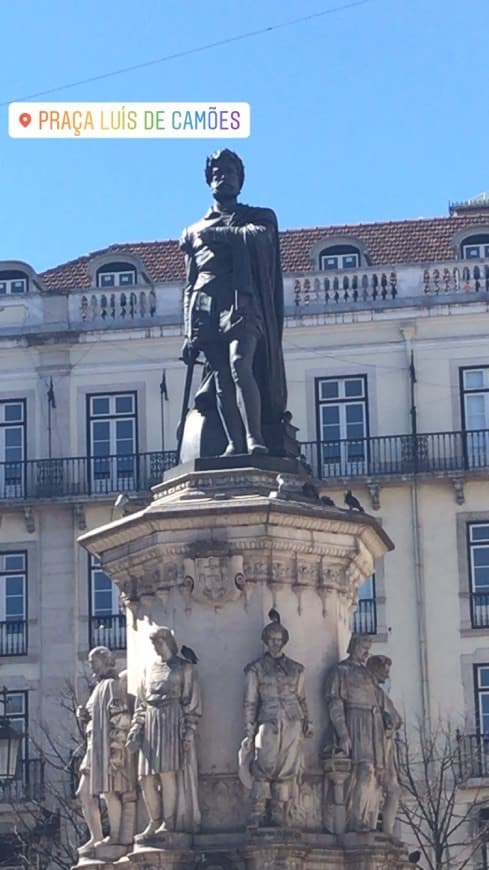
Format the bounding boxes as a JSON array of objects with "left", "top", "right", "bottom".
[{"left": 235, "top": 204, "right": 287, "bottom": 424}]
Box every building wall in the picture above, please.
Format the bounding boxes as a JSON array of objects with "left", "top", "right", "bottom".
[{"left": 0, "top": 268, "right": 488, "bottom": 862}]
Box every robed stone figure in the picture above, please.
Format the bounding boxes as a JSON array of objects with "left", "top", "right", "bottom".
[
  {"left": 76, "top": 647, "right": 136, "bottom": 857},
  {"left": 239, "top": 612, "right": 312, "bottom": 828},
  {"left": 126, "top": 626, "right": 202, "bottom": 840},
  {"left": 322, "top": 635, "right": 385, "bottom": 833},
  {"left": 179, "top": 149, "right": 288, "bottom": 458}
]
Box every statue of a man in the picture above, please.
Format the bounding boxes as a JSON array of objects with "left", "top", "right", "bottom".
[
  {"left": 240, "top": 612, "right": 312, "bottom": 828},
  {"left": 179, "top": 149, "right": 287, "bottom": 457},
  {"left": 126, "top": 626, "right": 201, "bottom": 840},
  {"left": 76, "top": 646, "right": 136, "bottom": 857},
  {"left": 366, "top": 654, "right": 402, "bottom": 836},
  {"left": 322, "top": 635, "right": 385, "bottom": 833}
]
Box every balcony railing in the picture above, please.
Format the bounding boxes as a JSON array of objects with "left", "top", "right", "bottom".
[
  {"left": 300, "top": 429, "right": 489, "bottom": 479},
  {"left": 0, "top": 758, "right": 45, "bottom": 803},
  {"left": 471, "top": 593, "right": 489, "bottom": 629},
  {"left": 0, "top": 429, "right": 488, "bottom": 502},
  {"left": 0, "top": 620, "right": 27, "bottom": 656},
  {"left": 293, "top": 270, "right": 398, "bottom": 307},
  {"left": 90, "top": 613, "right": 126, "bottom": 650},
  {"left": 457, "top": 733, "right": 489, "bottom": 780},
  {"left": 353, "top": 598, "right": 377, "bottom": 634},
  {"left": 290, "top": 259, "right": 489, "bottom": 308},
  {"left": 0, "top": 450, "right": 177, "bottom": 500}
]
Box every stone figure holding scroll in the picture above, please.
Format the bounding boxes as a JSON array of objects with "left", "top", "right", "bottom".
[
  {"left": 126, "top": 626, "right": 202, "bottom": 840},
  {"left": 179, "top": 148, "right": 288, "bottom": 458},
  {"left": 367, "top": 654, "right": 402, "bottom": 836},
  {"left": 322, "top": 635, "right": 385, "bottom": 833},
  {"left": 239, "top": 611, "right": 312, "bottom": 828},
  {"left": 76, "top": 646, "right": 136, "bottom": 858}
]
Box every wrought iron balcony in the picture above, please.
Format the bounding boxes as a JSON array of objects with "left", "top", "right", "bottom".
[
  {"left": 353, "top": 598, "right": 377, "bottom": 634},
  {"left": 457, "top": 732, "right": 489, "bottom": 780},
  {"left": 89, "top": 613, "right": 127, "bottom": 650},
  {"left": 470, "top": 593, "right": 489, "bottom": 629},
  {"left": 0, "top": 758, "right": 45, "bottom": 803},
  {"left": 0, "top": 620, "right": 27, "bottom": 656},
  {"left": 0, "top": 429, "right": 488, "bottom": 503},
  {"left": 300, "top": 428, "right": 489, "bottom": 480},
  {"left": 0, "top": 449, "right": 177, "bottom": 501}
]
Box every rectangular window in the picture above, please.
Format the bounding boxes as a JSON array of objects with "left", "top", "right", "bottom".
[
  {"left": 320, "top": 253, "right": 359, "bottom": 271},
  {"left": 0, "top": 690, "right": 28, "bottom": 802},
  {"left": 353, "top": 575, "right": 377, "bottom": 634},
  {"left": 87, "top": 392, "right": 137, "bottom": 494},
  {"left": 0, "top": 278, "right": 27, "bottom": 295},
  {"left": 460, "top": 368, "right": 489, "bottom": 469},
  {"left": 0, "top": 400, "right": 25, "bottom": 498},
  {"left": 89, "top": 556, "right": 126, "bottom": 650},
  {"left": 475, "top": 665, "right": 489, "bottom": 736},
  {"left": 469, "top": 524, "right": 489, "bottom": 628},
  {"left": 0, "top": 552, "right": 27, "bottom": 656},
  {"left": 97, "top": 271, "right": 136, "bottom": 288},
  {"left": 463, "top": 244, "right": 489, "bottom": 260},
  {"left": 316, "top": 376, "right": 368, "bottom": 475},
  {"left": 4, "top": 690, "right": 27, "bottom": 765}
]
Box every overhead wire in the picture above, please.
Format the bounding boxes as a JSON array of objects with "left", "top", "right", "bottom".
[{"left": 1, "top": 0, "right": 377, "bottom": 105}]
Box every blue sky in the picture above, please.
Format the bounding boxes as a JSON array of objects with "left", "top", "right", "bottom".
[{"left": 1, "top": 0, "right": 488, "bottom": 272}]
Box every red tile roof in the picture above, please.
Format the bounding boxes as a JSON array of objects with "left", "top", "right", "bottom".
[{"left": 39, "top": 214, "right": 489, "bottom": 291}]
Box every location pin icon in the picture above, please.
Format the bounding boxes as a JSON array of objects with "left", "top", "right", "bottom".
[{"left": 19, "top": 113, "right": 32, "bottom": 128}]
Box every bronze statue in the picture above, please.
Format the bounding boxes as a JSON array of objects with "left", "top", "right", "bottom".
[{"left": 179, "top": 149, "right": 288, "bottom": 458}]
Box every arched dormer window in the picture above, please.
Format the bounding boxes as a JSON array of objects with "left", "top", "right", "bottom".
[
  {"left": 0, "top": 269, "right": 29, "bottom": 296},
  {"left": 461, "top": 234, "right": 489, "bottom": 261},
  {"left": 319, "top": 244, "right": 361, "bottom": 271},
  {"left": 0, "top": 269, "right": 29, "bottom": 295},
  {"left": 96, "top": 261, "right": 137, "bottom": 288}
]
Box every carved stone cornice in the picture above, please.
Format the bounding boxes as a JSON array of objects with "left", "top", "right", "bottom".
[{"left": 79, "top": 467, "right": 392, "bottom": 615}]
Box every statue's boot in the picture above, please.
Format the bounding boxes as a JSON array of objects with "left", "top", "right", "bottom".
[
  {"left": 248, "top": 800, "right": 266, "bottom": 828},
  {"left": 78, "top": 837, "right": 99, "bottom": 856},
  {"left": 120, "top": 795, "right": 137, "bottom": 845},
  {"left": 247, "top": 437, "right": 268, "bottom": 455},
  {"left": 270, "top": 799, "right": 286, "bottom": 827},
  {"left": 135, "top": 819, "right": 162, "bottom": 842},
  {"left": 155, "top": 818, "right": 175, "bottom": 834}
]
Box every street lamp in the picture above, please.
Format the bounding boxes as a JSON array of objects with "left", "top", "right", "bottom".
[{"left": 0, "top": 687, "right": 22, "bottom": 782}]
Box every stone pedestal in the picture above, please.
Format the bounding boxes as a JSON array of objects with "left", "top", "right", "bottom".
[{"left": 77, "top": 458, "right": 401, "bottom": 870}]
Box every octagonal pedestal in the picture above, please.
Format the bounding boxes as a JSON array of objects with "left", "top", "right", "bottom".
[{"left": 78, "top": 458, "right": 400, "bottom": 869}]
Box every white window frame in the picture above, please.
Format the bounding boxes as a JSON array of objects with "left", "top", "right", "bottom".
[
  {"left": 90, "top": 556, "right": 120, "bottom": 618},
  {"left": 89, "top": 555, "right": 126, "bottom": 650},
  {"left": 97, "top": 270, "right": 136, "bottom": 288},
  {"left": 5, "top": 690, "right": 28, "bottom": 764},
  {"left": 475, "top": 665, "right": 489, "bottom": 735},
  {"left": 353, "top": 575, "right": 377, "bottom": 634},
  {"left": 462, "top": 243, "right": 489, "bottom": 260},
  {"left": 0, "top": 401, "right": 25, "bottom": 498},
  {"left": 0, "top": 277, "right": 28, "bottom": 295},
  {"left": 469, "top": 524, "right": 489, "bottom": 629},
  {"left": 88, "top": 392, "right": 137, "bottom": 494},
  {"left": 320, "top": 252, "right": 360, "bottom": 271},
  {"left": 316, "top": 376, "right": 368, "bottom": 475},
  {"left": 461, "top": 368, "right": 489, "bottom": 470}
]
